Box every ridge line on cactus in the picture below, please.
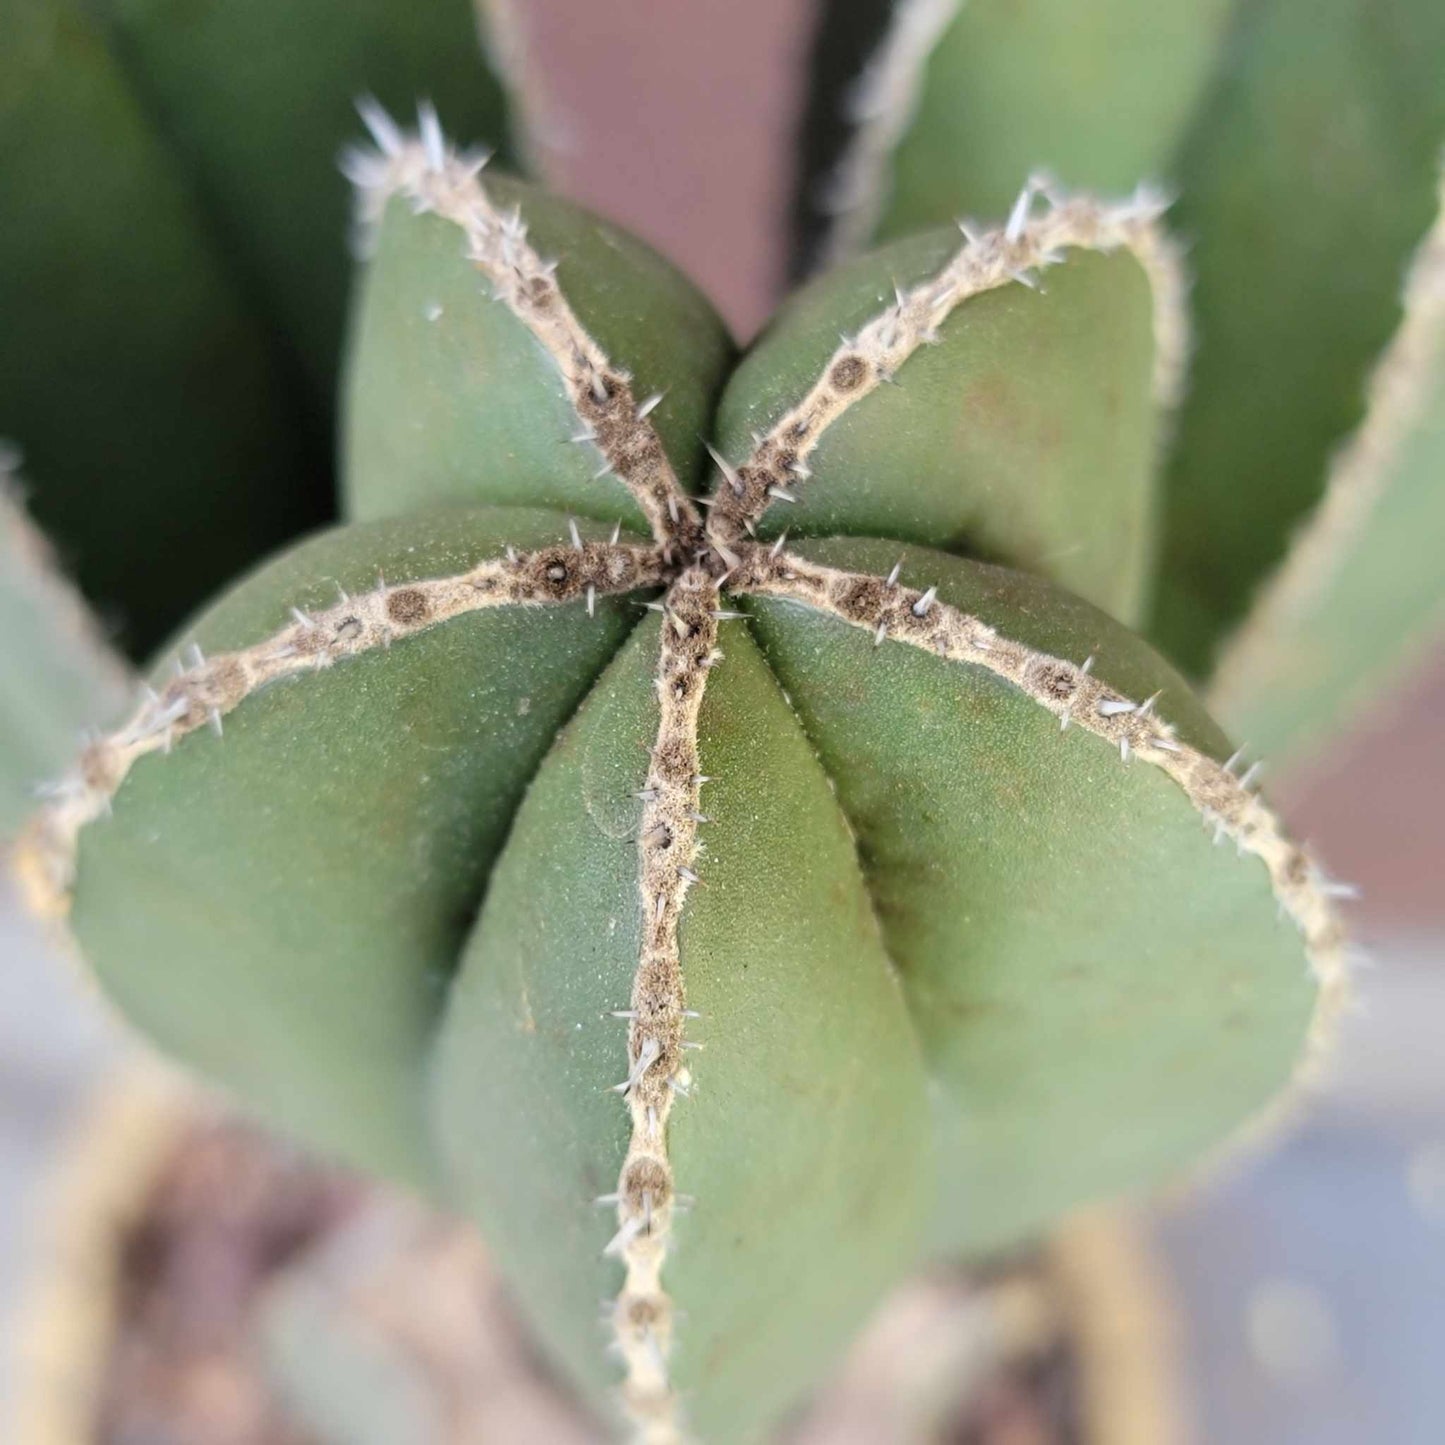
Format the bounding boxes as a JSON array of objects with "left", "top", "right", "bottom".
[
  {"left": 343, "top": 102, "right": 705, "bottom": 555},
  {"left": 12, "top": 536, "right": 667, "bottom": 916},
  {"left": 707, "top": 176, "right": 1187, "bottom": 549},
  {"left": 606, "top": 566, "right": 721, "bottom": 1437},
  {"left": 733, "top": 544, "right": 1351, "bottom": 1091},
  {"left": 813, "top": 0, "right": 963, "bottom": 268},
  {"left": 1208, "top": 165, "right": 1445, "bottom": 744}
]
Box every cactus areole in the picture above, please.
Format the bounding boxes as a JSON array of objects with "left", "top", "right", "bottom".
[{"left": 19, "top": 109, "right": 1350, "bottom": 1445}]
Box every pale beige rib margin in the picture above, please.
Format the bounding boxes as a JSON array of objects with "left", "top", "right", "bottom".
[
  {"left": 13, "top": 541, "right": 666, "bottom": 915},
  {"left": 1209, "top": 165, "right": 1445, "bottom": 721},
  {"left": 604, "top": 568, "right": 720, "bottom": 1442},
  {"left": 344, "top": 105, "right": 703, "bottom": 555},
  {"left": 815, "top": 0, "right": 964, "bottom": 268},
  {"left": 734, "top": 545, "right": 1352, "bottom": 1092},
  {"left": 708, "top": 181, "right": 1188, "bottom": 546}
]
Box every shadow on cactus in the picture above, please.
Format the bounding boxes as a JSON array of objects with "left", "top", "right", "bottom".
[{"left": 14, "top": 40, "right": 1442, "bottom": 1439}]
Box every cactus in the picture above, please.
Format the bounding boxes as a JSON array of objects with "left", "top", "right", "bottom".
[
  {"left": 6, "top": 0, "right": 1444, "bottom": 1439},
  {"left": 0, "top": 0, "right": 515, "bottom": 652}
]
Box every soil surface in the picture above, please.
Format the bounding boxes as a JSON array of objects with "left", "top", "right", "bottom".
[{"left": 94, "top": 1116, "right": 1079, "bottom": 1445}]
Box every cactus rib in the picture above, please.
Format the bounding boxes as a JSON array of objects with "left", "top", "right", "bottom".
[
  {"left": 609, "top": 568, "right": 721, "bottom": 1440},
  {"left": 13, "top": 538, "right": 666, "bottom": 915},
  {"left": 345, "top": 109, "right": 704, "bottom": 554},
  {"left": 733, "top": 543, "right": 1350, "bottom": 1086},
  {"left": 814, "top": 0, "right": 963, "bottom": 269},
  {"left": 707, "top": 179, "right": 1186, "bottom": 548},
  {"left": 1208, "top": 167, "right": 1445, "bottom": 742}
]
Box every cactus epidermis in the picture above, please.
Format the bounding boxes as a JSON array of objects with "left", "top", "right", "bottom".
[{"left": 21, "top": 112, "right": 1349, "bottom": 1444}]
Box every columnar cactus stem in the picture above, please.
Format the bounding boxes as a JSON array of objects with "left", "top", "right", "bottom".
[
  {"left": 707, "top": 180, "right": 1186, "bottom": 548},
  {"left": 346, "top": 106, "right": 705, "bottom": 555},
  {"left": 14, "top": 539, "right": 666, "bottom": 913}
]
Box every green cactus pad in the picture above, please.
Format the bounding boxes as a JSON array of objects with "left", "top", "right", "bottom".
[
  {"left": 1152, "top": 0, "right": 1445, "bottom": 673},
  {"left": 71, "top": 507, "right": 646, "bottom": 1188},
  {"left": 878, "top": 0, "right": 1232, "bottom": 241},
  {"left": 0, "top": 0, "right": 325, "bottom": 654},
  {"left": 716, "top": 228, "right": 1160, "bottom": 622},
  {"left": 343, "top": 175, "right": 733, "bottom": 526},
  {"left": 96, "top": 0, "right": 516, "bottom": 393}
]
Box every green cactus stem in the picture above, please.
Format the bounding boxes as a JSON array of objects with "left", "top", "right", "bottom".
[
  {"left": 0, "top": 0, "right": 324, "bottom": 654},
  {"left": 795, "top": 0, "right": 1232, "bottom": 273},
  {"left": 20, "top": 114, "right": 1353, "bottom": 1444},
  {"left": 1153, "top": 0, "right": 1445, "bottom": 673},
  {"left": 93, "top": 0, "right": 517, "bottom": 394},
  {"left": 1209, "top": 170, "right": 1445, "bottom": 767},
  {"left": 1, "top": 0, "right": 521, "bottom": 655}
]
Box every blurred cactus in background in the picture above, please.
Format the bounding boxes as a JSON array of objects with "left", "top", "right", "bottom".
[
  {"left": 0, "top": 0, "right": 514, "bottom": 656},
  {"left": 3, "top": 0, "right": 1443, "bottom": 1441}
]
